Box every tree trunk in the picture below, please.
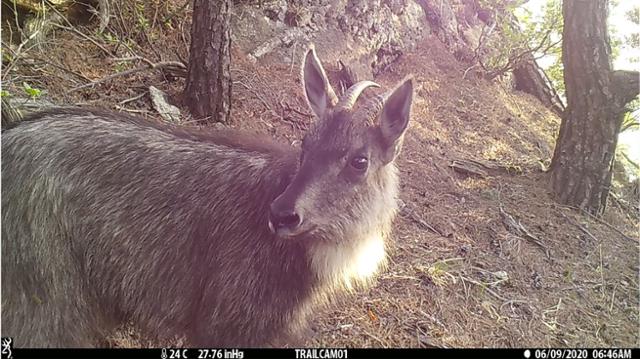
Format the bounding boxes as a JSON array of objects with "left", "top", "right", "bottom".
[
  {"left": 184, "top": 0, "right": 232, "bottom": 124},
  {"left": 513, "top": 52, "right": 565, "bottom": 117},
  {"left": 550, "top": 0, "right": 639, "bottom": 215}
]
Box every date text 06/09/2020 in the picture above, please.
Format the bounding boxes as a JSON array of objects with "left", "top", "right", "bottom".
[{"left": 529, "top": 349, "right": 633, "bottom": 359}]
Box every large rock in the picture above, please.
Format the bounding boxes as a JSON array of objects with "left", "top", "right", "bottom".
[{"left": 232, "top": 0, "right": 486, "bottom": 79}]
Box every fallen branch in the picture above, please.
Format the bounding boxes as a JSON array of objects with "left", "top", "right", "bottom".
[
  {"left": 113, "top": 105, "right": 150, "bottom": 115},
  {"left": 558, "top": 210, "right": 599, "bottom": 242},
  {"left": 400, "top": 205, "right": 444, "bottom": 237},
  {"left": 68, "top": 61, "right": 186, "bottom": 93},
  {"left": 499, "top": 205, "right": 551, "bottom": 258},
  {"left": 577, "top": 207, "right": 637, "bottom": 243},
  {"left": 462, "top": 64, "right": 480, "bottom": 80},
  {"left": 608, "top": 193, "right": 638, "bottom": 221},
  {"left": 51, "top": 23, "right": 112, "bottom": 56},
  {"left": 234, "top": 80, "right": 278, "bottom": 118},
  {"left": 118, "top": 92, "right": 147, "bottom": 105},
  {"left": 450, "top": 159, "right": 490, "bottom": 177},
  {"left": 1, "top": 29, "right": 42, "bottom": 81},
  {"left": 278, "top": 100, "right": 309, "bottom": 131},
  {"left": 451, "top": 158, "right": 525, "bottom": 177},
  {"left": 459, "top": 275, "right": 508, "bottom": 301}
]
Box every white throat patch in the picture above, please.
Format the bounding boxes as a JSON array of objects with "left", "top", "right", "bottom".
[{"left": 309, "top": 230, "right": 388, "bottom": 290}]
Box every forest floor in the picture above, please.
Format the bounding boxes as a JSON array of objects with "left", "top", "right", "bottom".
[{"left": 2, "top": 2, "right": 638, "bottom": 348}]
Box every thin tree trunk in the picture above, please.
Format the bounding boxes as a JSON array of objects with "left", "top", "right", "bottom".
[
  {"left": 513, "top": 52, "right": 565, "bottom": 117},
  {"left": 184, "top": 0, "right": 232, "bottom": 124},
  {"left": 550, "top": 0, "right": 639, "bottom": 215}
]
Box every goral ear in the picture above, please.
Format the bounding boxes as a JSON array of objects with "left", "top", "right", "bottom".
[
  {"left": 379, "top": 77, "right": 413, "bottom": 164},
  {"left": 301, "top": 45, "right": 338, "bottom": 120}
]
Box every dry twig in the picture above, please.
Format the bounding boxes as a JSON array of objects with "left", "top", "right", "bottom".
[
  {"left": 400, "top": 205, "right": 444, "bottom": 237},
  {"left": 558, "top": 210, "right": 599, "bottom": 242},
  {"left": 499, "top": 205, "right": 551, "bottom": 258},
  {"left": 68, "top": 61, "right": 185, "bottom": 93},
  {"left": 578, "top": 207, "right": 637, "bottom": 243}
]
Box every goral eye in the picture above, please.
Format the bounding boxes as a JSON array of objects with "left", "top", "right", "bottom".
[{"left": 350, "top": 156, "right": 368, "bottom": 171}]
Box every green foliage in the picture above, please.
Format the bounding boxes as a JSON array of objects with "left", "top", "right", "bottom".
[
  {"left": 626, "top": 33, "right": 640, "bottom": 50},
  {"left": 97, "top": 31, "right": 138, "bottom": 51},
  {"left": 523, "top": 0, "right": 564, "bottom": 96},
  {"left": 2, "top": 51, "right": 13, "bottom": 64},
  {"left": 625, "top": 6, "right": 639, "bottom": 24},
  {"left": 545, "top": 56, "right": 564, "bottom": 97},
  {"left": 621, "top": 5, "right": 640, "bottom": 66},
  {"left": 100, "top": 31, "right": 119, "bottom": 45},
  {"left": 479, "top": 0, "right": 562, "bottom": 79},
  {"left": 22, "top": 82, "right": 41, "bottom": 98},
  {"left": 606, "top": 3, "right": 640, "bottom": 74},
  {"left": 506, "top": 0, "right": 637, "bottom": 101},
  {"left": 478, "top": 0, "right": 636, "bottom": 101},
  {"left": 609, "top": 25, "right": 623, "bottom": 62},
  {"left": 163, "top": 19, "right": 174, "bottom": 30},
  {"left": 1, "top": 90, "right": 11, "bottom": 98},
  {"left": 114, "top": 61, "right": 129, "bottom": 73},
  {"left": 135, "top": 2, "right": 150, "bottom": 31}
]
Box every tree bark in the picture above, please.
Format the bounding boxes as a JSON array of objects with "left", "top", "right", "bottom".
[
  {"left": 513, "top": 52, "right": 565, "bottom": 117},
  {"left": 550, "top": 0, "right": 639, "bottom": 215},
  {"left": 184, "top": 0, "right": 232, "bottom": 124}
]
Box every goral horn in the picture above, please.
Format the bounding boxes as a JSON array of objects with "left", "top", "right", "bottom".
[{"left": 335, "top": 81, "right": 380, "bottom": 110}]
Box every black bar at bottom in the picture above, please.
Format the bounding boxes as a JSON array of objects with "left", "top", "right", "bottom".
[{"left": 5, "top": 348, "right": 639, "bottom": 359}]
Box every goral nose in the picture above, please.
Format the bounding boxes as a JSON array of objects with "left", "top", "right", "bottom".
[{"left": 268, "top": 204, "right": 302, "bottom": 233}]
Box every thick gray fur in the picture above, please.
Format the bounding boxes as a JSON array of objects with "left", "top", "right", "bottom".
[{"left": 1, "top": 49, "right": 413, "bottom": 348}]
